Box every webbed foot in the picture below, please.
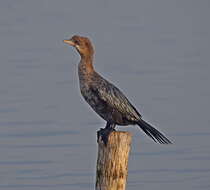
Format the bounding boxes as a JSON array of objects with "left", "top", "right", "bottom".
[{"left": 97, "top": 127, "right": 116, "bottom": 146}]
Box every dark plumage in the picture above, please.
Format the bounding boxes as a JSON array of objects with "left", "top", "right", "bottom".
[{"left": 64, "top": 35, "right": 172, "bottom": 144}]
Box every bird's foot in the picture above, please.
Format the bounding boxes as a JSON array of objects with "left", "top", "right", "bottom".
[{"left": 97, "top": 127, "right": 116, "bottom": 146}]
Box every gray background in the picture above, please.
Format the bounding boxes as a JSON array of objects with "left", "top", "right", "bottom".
[{"left": 0, "top": 0, "right": 210, "bottom": 189}]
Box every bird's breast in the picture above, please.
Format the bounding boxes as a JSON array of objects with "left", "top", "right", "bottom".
[
  {"left": 78, "top": 73, "right": 95, "bottom": 104},
  {"left": 78, "top": 75, "right": 110, "bottom": 121}
]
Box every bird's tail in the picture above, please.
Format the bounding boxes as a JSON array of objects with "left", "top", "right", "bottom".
[{"left": 137, "top": 119, "right": 172, "bottom": 144}]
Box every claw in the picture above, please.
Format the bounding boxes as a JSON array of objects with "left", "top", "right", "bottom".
[{"left": 97, "top": 128, "right": 116, "bottom": 146}]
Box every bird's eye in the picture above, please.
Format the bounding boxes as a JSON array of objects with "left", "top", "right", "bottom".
[{"left": 74, "top": 40, "right": 80, "bottom": 45}]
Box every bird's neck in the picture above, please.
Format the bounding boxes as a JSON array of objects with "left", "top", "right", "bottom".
[{"left": 79, "top": 55, "right": 94, "bottom": 74}]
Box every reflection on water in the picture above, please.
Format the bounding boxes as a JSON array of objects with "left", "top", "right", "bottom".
[
  {"left": 0, "top": 129, "right": 77, "bottom": 138},
  {"left": 16, "top": 172, "right": 92, "bottom": 180},
  {"left": 130, "top": 168, "right": 210, "bottom": 174},
  {"left": 0, "top": 183, "right": 91, "bottom": 189},
  {"left": 0, "top": 0, "right": 210, "bottom": 190}
]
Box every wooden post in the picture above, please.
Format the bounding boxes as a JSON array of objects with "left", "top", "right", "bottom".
[{"left": 96, "top": 131, "right": 132, "bottom": 190}]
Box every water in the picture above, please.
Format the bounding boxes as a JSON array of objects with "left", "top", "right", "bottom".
[{"left": 0, "top": 1, "right": 210, "bottom": 189}]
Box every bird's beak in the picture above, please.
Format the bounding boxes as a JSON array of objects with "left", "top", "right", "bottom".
[{"left": 63, "top": 39, "right": 75, "bottom": 46}]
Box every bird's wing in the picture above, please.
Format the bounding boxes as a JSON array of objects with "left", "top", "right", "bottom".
[{"left": 90, "top": 79, "right": 141, "bottom": 121}]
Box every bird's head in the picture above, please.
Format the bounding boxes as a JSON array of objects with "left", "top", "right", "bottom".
[{"left": 63, "top": 35, "right": 94, "bottom": 59}]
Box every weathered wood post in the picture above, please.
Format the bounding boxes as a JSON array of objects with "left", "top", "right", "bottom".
[{"left": 96, "top": 131, "right": 132, "bottom": 190}]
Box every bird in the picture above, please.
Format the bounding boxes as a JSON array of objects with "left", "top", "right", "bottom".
[{"left": 63, "top": 35, "right": 172, "bottom": 144}]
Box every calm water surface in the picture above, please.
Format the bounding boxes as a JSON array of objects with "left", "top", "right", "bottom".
[{"left": 0, "top": 1, "right": 210, "bottom": 190}]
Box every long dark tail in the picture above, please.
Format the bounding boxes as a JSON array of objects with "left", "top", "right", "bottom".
[{"left": 137, "top": 119, "right": 172, "bottom": 144}]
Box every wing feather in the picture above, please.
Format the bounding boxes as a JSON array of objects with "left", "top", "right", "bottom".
[{"left": 90, "top": 79, "right": 141, "bottom": 121}]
